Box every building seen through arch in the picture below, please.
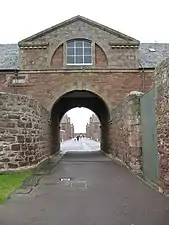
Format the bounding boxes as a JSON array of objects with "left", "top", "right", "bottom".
[
  {"left": 86, "top": 114, "right": 100, "bottom": 141},
  {"left": 60, "top": 114, "right": 74, "bottom": 141}
]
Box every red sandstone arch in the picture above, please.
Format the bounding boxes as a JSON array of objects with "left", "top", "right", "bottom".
[
  {"left": 50, "top": 44, "right": 63, "bottom": 68},
  {"left": 50, "top": 90, "right": 110, "bottom": 154},
  {"left": 95, "top": 43, "right": 108, "bottom": 67}
]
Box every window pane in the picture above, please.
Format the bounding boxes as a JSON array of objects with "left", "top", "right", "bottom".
[
  {"left": 76, "top": 40, "right": 83, "bottom": 47},
  {"left": 84, "top": 56, "right": 92, "bottom": 64},
  {"left": 84, "top": 47, "right": 91, "bottom": 55},
  {"left": 67, "top": 41, "right": 74, "bottom": 47},
  {"left": 76, "top": 47, "right": 83, "bottom": 55},
  {"left": 76, "top": 56, "right": 83, "bottom": 64},
  {"left": 67, "top": 56, "right": 74, "bottom": 64},
  {"left": 67, "top": 47, "right": 74, "bottom": 55},
  {"left": 84, "top": 41, "right": 91, "bottom": 48}
]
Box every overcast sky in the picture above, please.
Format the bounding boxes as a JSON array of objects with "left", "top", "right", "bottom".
[{"left": 1, "top": 0, "right": 168, "bottom": 132}]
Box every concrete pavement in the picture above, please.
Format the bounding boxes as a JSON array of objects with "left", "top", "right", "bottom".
[
  {"left": 60, "top": 138, "right": 100, "bottom": 153},
  {"left": 0, "top": 139, "right": 169, "bottom": 225}
]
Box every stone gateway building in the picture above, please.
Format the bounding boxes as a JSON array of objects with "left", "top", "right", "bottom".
[{"left": 1, "top": 15, "right": 169, "bottom": 193}]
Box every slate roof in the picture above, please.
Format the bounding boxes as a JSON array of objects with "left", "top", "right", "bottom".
[
  {"left": 0, "top": 43, "right": 169, "bottom": 70},
  {"left": 0, "top": 44, "right": 19, "bottom": 70},
  {"left": 139, "top": 43, "right": 169, "bottom": 68}
]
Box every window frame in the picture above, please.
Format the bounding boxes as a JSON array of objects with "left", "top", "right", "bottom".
[{"left": 66, "top": 39, "right": 92, "bottom": 66}]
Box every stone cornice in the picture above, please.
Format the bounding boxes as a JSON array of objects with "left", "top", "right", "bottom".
[
  {"left": 19, "top": 42, "right": 49, "bottom": 49},
  {"left": 18, "top": 68, "right": 154, "bottom": 74},
  {"left": 109, "top": 42, "right": 139, "bottom": 49}
]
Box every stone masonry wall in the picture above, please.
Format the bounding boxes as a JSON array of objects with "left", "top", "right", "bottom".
[
  {"left": 0, "top": 70, "right": 153, "bottom": 112},
  {"left": 19, "top": 20, "right": 139, "bottom": 70},
  {"left": 155, "top": 59, "right": 169, "bottom": 194},
  {"left": 0, "top": 92, "right": 50, "bottom": 171},
  {"left": 109, "top": 92, "right": 143, "bottom": 174}
]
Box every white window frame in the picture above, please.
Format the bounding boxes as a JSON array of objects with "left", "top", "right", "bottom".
[{"left": 66, "top": 39, "right": 92, "bottom": 66}]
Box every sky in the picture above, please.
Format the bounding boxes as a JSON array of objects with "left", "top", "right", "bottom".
[
  {"left": 66, "top": 108, "right": 94, "bottom": 133},
  {"left": 1, "top": 0, "right": 169, "bottom": 132}
]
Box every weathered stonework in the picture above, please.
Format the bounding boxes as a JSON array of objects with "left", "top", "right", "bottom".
[
  {"left": 0, "top": 70, "right": 153, "bottom": 111},
  {"left": 19, "top": 16, "right": 140, "bottom": 70},
  {"left": 155, "top": 59, "right": 169, "bottom": 194},
  {"left": 0, "top": 92, "right": 50, "bottom": 171},
  {"left": 109, "top": 92, "right": 143, "bottom": 174}
]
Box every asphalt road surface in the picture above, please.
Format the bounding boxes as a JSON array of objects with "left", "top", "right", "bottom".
[{"left": 0, "top": 139, "right": 169, "bottom": 225}]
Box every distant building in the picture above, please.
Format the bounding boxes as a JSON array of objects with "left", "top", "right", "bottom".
[
  {"left": 86, "top": 114, "right": 100, "bottom": 141},
  {"left": 60, "top": 114, "right": 74, "bottom": 141}
]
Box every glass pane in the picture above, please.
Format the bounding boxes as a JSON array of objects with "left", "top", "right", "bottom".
[
  {"left": 84, "top": 56, "right": 92, "bottom": 64},
  {"left": 67, "top": 56, "right": 74, "bottom": 64},
  {"left": 76, "top": 56, "right": 83, "bottom": 64},
  {"left": 84, "top": 47, "right": 91, "bottom": 55},
  {"left": 67, "top": 41, "right": 74, "bottom": 48},
  {"left": 76, "top": 47, "right": 83, "bottom": 55},
  {"left": 76, "top": 40, "right": 83, "bottom": 47},
  {"left": 67, "top": 47, "right": 74, "bottom": 55},
  {"left": 84, "top": 41, "right": 91, "bottom": 48}
]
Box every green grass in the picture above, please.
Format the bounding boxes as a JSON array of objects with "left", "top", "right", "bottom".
[{"left": 0, "top": 171, "right": 31, "bottom": 204}]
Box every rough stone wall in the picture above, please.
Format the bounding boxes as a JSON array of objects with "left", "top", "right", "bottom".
[
  {"left": 19, "top": 48, "right": 49, "bottom": 70},
  {"left": 0, "top": 70, "right": 153, "bottom": 112},
  {"left": 109, "top": 92, "right": 142, "bottom": 174},
  {"left": 19, "top": 20, "right": 139, "bottom": 70},
  {"left": 0, "top": 72, "right": 16, "bottom": 93},
  {"left": 155, "top": 59, "right": 169, "bottom": 194},
  {"left": 0, "top": 92, "right": 50, "bottom": 171}
]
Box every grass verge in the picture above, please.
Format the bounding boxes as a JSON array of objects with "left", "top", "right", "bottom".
[{"left": 0, "top": 171, "right": 31, "bottom": 204}]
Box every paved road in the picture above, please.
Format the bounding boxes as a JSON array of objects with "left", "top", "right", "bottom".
[
  {"left": 60, "top": 138, "right": 100, "bottom": 153},
  {"left": 0, "top": 139, "right": 169, "bottom": 224}
]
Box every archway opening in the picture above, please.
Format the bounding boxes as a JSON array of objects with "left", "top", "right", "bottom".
[
  {"left": 60, "top": 108, "right": 101, "bottom": 153},
  {"left": 50, "top": 90, "right": 110, "bottom": 154}
]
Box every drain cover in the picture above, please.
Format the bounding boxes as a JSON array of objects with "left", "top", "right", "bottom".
[
  {"left": 70, "top": 181, "right": 87, "bottom": 187},
  {"left": 60, "top": 178, "right": 71, "bottom": 181}
]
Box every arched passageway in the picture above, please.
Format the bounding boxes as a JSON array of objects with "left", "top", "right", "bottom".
[{"left": 50, "top": 90, "right": 110, "bottom": 154}]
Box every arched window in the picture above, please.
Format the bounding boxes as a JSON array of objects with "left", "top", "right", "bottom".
[{"left": 67, "top": 39, "right": 92, "bottom": 65}]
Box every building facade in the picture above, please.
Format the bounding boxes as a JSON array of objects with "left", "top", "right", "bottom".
[
  {"left": 60, "top": 114, "right": 74, "bottom": 141},
  {"left": 86, "top": 114, "right": 100, "bottom": 141}
]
